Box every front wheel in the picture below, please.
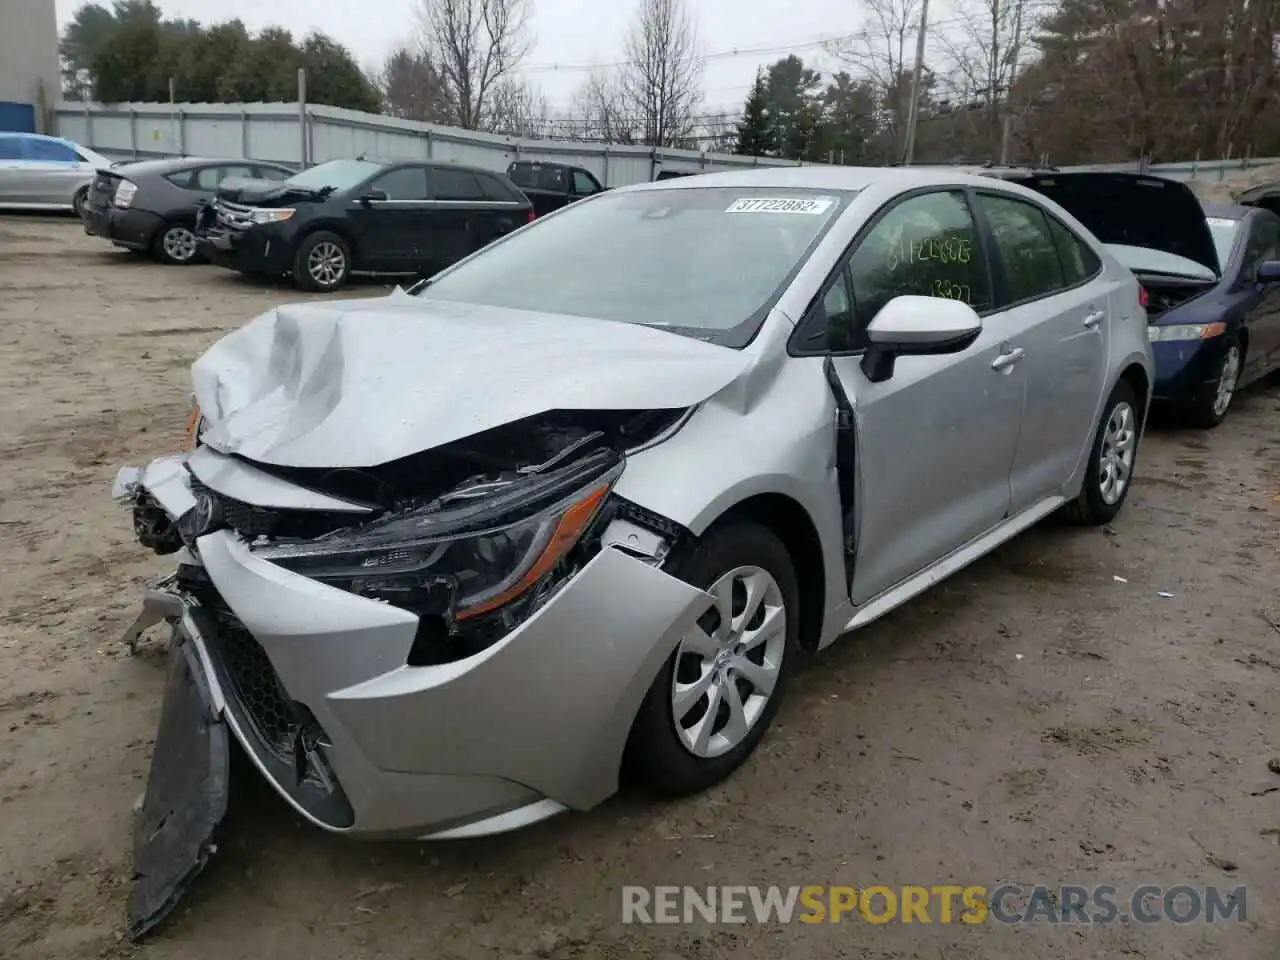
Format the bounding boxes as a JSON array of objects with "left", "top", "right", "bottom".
[
  {"left": 294, "top": 231, "right": 351, "bottom": 292},
  {"left": 1187, "top": 338, "right": 1242, "bottom": 429},
  {"left": 626, "top": 518, "right": 800, "bottom": 796},
  {"left": 1062, "top": 379, "right": 1140, "bottom": 525}
]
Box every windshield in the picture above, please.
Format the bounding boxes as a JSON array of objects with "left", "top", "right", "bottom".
[
  {"left": 1206, "top": 216, "right": 1240, "bottom": 271},
  {"left": 1104, "top": 243, "right": 1217, "bottom": 281},
  {"left": 286, "top": 159, "right": 383, "bottom": 192},
  {"left": 417, "top": 186, "right": 850, "bottom": 346}
]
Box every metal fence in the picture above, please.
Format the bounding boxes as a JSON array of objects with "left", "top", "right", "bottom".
[
  {"left": 53, "top": 100, "right": 802, "bottom": 188},
  {"left": 1052, "top": 156, "right": 1280, "bottom": 183}
]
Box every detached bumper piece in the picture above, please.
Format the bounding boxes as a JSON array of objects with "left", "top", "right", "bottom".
[{"left": 127, "top": 630, "right": 229, "bottom": 940}]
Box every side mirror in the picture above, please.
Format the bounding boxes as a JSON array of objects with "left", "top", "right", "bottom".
[
  {"left": 860, "top": 295, "right": 982, "bottom": 383},
  {"left": 1256, "top": 260, "right": 1280, "bottom": 284},
  {"left": 359, "top": 189, "right": 389, "bottom": 205}
]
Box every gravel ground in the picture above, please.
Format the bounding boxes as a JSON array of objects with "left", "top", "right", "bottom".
[{"left": 1, "top": 215, "right": 1278, "bottom": 960}]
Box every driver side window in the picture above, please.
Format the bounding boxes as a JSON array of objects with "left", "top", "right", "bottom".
[{"left": 848, "top": 190, "right": 992, "bottom": 332}]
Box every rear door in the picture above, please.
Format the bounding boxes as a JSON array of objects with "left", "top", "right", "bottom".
[
  {"left": 349, "top": 165, "right": 429, "bottom": 271},
  {"left": 1239, "top": 211, "right": 1280, "bottom": 378},
  {"left": 971, "top": 189, "right": 1110, "bottom": 510},
  {"left": 425, "top": 166, "right": 487, "bottom": 270},
  {"left": 18, "top": 137, "right": 87, "bottom": 204},
  {"left": 473, "top": 171, "right": 528, "bottom": 246}
]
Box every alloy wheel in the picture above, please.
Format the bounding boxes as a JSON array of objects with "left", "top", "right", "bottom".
[
  {"left": 1212, "top": 345, "right": 1241, "bottom": 418},
  {"left": 670, "top": 565, "right": 787, "bottom": 759},
  {"left": 1098, "top": 400, "right": 1136, "bottom": 505},
  {"left": 307, "top": 242, "right": 346, "bottom": 288},
  {"left": 163, "top": 226, "right": 198, "bottom": 262}
]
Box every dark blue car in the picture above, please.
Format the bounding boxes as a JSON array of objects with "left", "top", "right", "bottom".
[{"left": 1122, "top": 202, "right": 1280, "bottom": 426}]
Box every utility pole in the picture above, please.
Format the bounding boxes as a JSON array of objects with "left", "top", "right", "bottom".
[
  {"left": 901, "top": 0, "right": 930, "bottom": 164},
  {"left": 998, "top": 0, "right": 1026, "bottom": 165}
]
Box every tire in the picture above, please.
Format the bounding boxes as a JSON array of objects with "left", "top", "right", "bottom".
[
  {"left": 1186, "top": 337, "right": 1242, "bottom": 429},
  {"left": 1062, "top": 379, "right": 1141, "bottom": 525},
  {"left": 72, "top": 187, "right": 88, "bottom": 220},
  {"left": 152, "top": 221, "right": 201, "bottom": 265},
  {"left": 626, "top": 517, "right": 800, "bottom": 796},
  {"left": 293, "top": 231, "right": 351, "bottom": 292}
]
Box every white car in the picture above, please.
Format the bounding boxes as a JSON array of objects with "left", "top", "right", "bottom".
[{"left": 0, "top": 132, "right": 114, "bottom": 216}]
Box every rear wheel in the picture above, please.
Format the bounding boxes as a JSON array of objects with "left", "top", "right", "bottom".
[
  {"left": 1062, "top": 379, "right": 1140, "bottom": 525},
  {"left": 626, "top": 518, "right": 799, "bottom": 796},
  {"left": 72, "top": 187, "right": 88, "bottom": 219},
  {"left": 1187, "top": 338, "right": 1242, "bottom": 429},
  {"left": 153, "top": 222, "right": 200, "bottom": 265},
  {"left": 294, "top": 231, "right": 351, "bottom": 292}
]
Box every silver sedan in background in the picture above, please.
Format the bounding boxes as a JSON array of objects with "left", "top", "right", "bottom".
[
  {"left": 0, "top": 132, "right": 114, "bottom": 216},
  {"left": 113, "top": 164, "right": 1162, "bottom": 938}
]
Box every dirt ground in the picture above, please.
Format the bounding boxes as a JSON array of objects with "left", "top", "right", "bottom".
[{"left": 1, "top": 215, "right": 1278, "bottom": 960}]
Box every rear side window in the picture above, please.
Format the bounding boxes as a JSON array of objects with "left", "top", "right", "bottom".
[
  {"left": 508, "top": 162, "right": 566, "bottom": 192},
  {"left": 255, "top": 165, "right": 291, "bottom": 182},
  {"left": 977, "top": 192, "right": 1065, "bottom": 304},
  {"left": 164, "top": 169, "right": 196, "bottom": 189},
  {"left": 221, "top": 165, "right": 255, "bottom": 181},
  {"left": 0, "top": 136, "right": 24, "bottom": 159},
  {"left": 429, "top": 168, "right": 485, "bottom": 201},
  {"left": 477, "top": 173, "right": 519, "bottom": 202},
  {"left": 24, "top": 138, "right": 78, "bottom": 162},
  {"left": 1046, "top": 215, "right": 1102, "bottom": 285},
  {"left": 190, "top": 167, "right": 229, "bottom": 191},
  {"left": 369, "top": 166, "right": 429, "bottom": 200},
  {"left": 848, "top": 189, "right": 993, "bottom": 328}
]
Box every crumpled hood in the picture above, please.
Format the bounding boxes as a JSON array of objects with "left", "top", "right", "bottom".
[{"left": 191, "top": 291, "right": 751, "bottom": 468}]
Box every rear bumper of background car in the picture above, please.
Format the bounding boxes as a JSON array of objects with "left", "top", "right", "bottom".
[
  {"left": 115, "top": 456, "right": 709, "bottom": 839},
  {"left": 83, "top": 206, "right": 162, "bottom": 251}
]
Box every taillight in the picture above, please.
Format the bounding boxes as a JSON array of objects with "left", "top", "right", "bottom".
[
  {"left": 527, "top": 208, "right": 536, "bottom": 224},
  {"left": 112, "top": 179, "right": 137, "bottom": 209},
  {"left": 1137, "top": 285, "right": 1149, "bottom": 309}
]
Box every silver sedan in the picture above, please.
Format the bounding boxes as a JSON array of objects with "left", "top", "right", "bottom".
[
  {"left": 113, "top": 164, "right": 1163, "bottom": 938},
  {"left": 0, "top": 132, "right": 113, "bottom": 216}
]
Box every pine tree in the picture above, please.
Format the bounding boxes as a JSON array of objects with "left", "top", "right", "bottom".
[{"left": 735, "top": 71, "right": 772, "bottom": 157}]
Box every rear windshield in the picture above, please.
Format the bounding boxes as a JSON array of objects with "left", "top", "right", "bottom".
[
  {"left": 418, "top": 186, "right": 851, "bottom": 347},
  {"left": 508, "top": 163, "right": 568, "bottom": 192},
  {"left": 287, "top": 159, "right": 383, "bottom": 192}
]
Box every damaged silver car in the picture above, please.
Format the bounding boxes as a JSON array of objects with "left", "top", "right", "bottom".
[{"left": 115, "top": 166, "right": 1157, "bottom": 937}]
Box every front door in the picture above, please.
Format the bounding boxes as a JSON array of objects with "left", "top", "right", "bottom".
[
  {"left": 815, "top": 188, "right": 1027, "bottom": 604},
  {"left": 350, "top": 165, "right": 430, "bottom": 272},
  {"left": 971, "top": 190, "right": 1111, "bottom": 510}
]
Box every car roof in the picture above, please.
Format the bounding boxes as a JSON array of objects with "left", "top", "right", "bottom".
[
  {"left": 1201, "top": 201, "right": 1253, "bottom": 221},
  {"left": 113, "top": 156, "right": 281, "bottom": 175},
  {"left": 618, "top": 164, "right": 1039, "bottom": 195},
  {"left": 353, "top": 156, "right": 505, "bottom": 178}
]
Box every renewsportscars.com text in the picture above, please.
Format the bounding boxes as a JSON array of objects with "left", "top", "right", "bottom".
[{"left": 621, "top": 884, "right": 1247, "bottom": 925}]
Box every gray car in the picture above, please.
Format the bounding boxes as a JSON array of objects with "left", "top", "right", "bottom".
[
  {"left": 0, "top": 132, "right": 113, "bottom": 216},
  {"left": 112, "top": 165, "right": 1159, "bottom": 938},
  {"left": 82, "top": 156, "right": 296, "bottom": 264}
]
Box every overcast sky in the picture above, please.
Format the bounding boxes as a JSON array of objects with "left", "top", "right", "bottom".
[{"left": 56, "top": 0, "right": 965, "bottom": 115}]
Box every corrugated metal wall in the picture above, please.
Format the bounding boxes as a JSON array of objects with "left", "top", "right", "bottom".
[
  {"left": 54, "top": 101, "right": 802, "bottom": 187},
  {"left": 0, "top": 0, "right": 59, "bottom": 132}
]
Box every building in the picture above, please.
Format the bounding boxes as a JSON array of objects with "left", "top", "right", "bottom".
[{"left": 0, "top": 0, "right": 59, "bottom": 132}]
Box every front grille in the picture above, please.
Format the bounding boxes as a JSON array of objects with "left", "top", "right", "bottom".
[
  {"left": 181, "top": 573, "right": 355, "bottom": 828},
  {"left": 189, "top": 478, "right": 363, "bottom": 542},
  {"left": 213, "top": 199, "right": 257, "bottom": 231}
]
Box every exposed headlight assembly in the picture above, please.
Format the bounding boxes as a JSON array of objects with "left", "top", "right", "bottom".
[{"left": 254, "top": 448, "right": 623, "bottom": 659}]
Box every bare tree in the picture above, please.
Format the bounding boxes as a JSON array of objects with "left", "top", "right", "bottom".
[
  {"left": 413, "top": 0, "right": 532, "bottom": 129},
  {"left": 487, "top": 77, "right": 550, "bottom": 136},
  {"left": 380, "top": 47, "right": 450, "bottom": 122},
  {"left": 936, "top": 0, "right": 1034, "bottom": 153},
  {"left": 618, "top": 0, "right": 703, "bottom": 147},
  {"left": 569, "top": 69, "right": 638, "bottom": 143},
  {"left": 827, "top": 0, "right": 922, "bottom": 155}
]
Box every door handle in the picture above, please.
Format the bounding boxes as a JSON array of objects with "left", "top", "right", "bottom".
[
  {"left": 991, "top": 347, "right": 1024, "bottom": 371},
  {"left": 1083, "top": 309, "right": 1105, "bottom": 328}
]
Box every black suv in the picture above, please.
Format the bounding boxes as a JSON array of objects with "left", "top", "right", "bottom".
[
  {"left": 197, "top": 157, "right": 535, "bottom": 291},
  {"left": 506, "top": 160, "right": 605, "bottom": 218}
]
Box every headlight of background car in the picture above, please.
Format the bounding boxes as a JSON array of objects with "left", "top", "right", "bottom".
[
  {"left": 1147, "top": 321, "right": 1225, "bottom": 342},
  {"left": 249, "top": 207, "right": 295, "bottom": 224},
  {"left": 253, "top": 448, "right": 624, "bottom": 664}
]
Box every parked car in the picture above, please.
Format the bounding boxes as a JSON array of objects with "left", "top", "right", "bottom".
[
  {"left": 505, "top": 159, "right": 605, "bottom": 217},
  {"left": 113, "top": 165, "right": 1155, "bottom": 939},
  {"left": 0, "top": 132, "right": 114, "bottom": 216},
  {"left": 82, "top": 157, "right": 296, "bottom": 265},
  {"left": 197, "top": 157, "right": 534, "bottom": 291}
]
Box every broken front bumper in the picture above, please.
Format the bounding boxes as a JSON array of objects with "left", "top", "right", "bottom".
[{"left": 117, "top": 459, "right": 710, "bottom": 840}]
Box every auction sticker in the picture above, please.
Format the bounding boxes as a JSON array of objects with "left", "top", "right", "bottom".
[
  {"left": 1206, "top": 217, "right": 1237, "bottom": 229},
  {"left": 726, "top": 197, "right": 834, "bottom": 215}
]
